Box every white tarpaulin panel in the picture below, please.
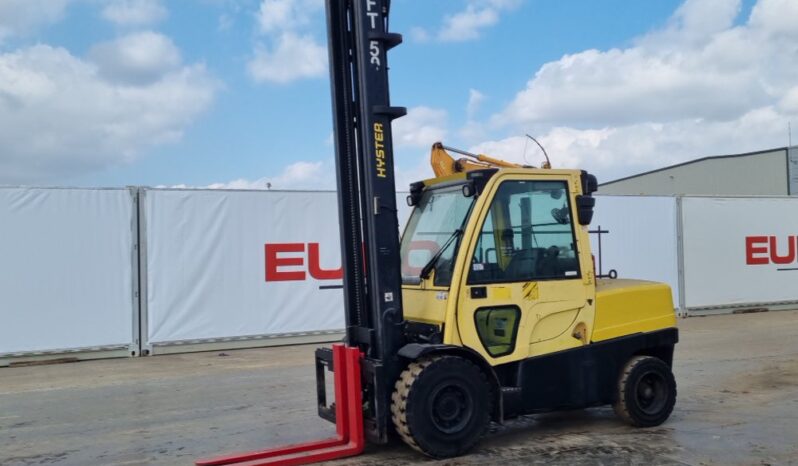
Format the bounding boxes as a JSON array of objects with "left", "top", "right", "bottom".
[
  {"left": 143, "top": 189, "right": 411, "bottom": 345},
  {"left": 0, "top": 188, "right": 135, "bottom": 355},
  {"left": 590, "top": 196, "right": 680, "bottom": 306},
  {"left": 682, "top": 197, "right": 798, "bottom": 309}
]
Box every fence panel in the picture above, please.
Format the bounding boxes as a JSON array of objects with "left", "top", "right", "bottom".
[
  {"left": 591, "top": 196, "right": 680, "bottom": 308},
  {"left": 18, "top": 189, "right": 797, "bottom": 360},
  {"left": 681, "top": 196, "right": 798, "bottom": 310},
  {"left": 141, "top": 189, "right": 410, "bottom": 353},
  {"left": 0, "top": 188, "right": 137, "bottom": 360}
]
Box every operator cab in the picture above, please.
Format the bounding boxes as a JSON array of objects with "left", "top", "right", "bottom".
[
  {"left": 401, "top": 170, "right": 491, "bottom": 287},
  {"left": 399, "top": 161, "right": 598, "bottom": 360},
  {"left": 400, "top": 169, "right": 585, "bottom": 290}
]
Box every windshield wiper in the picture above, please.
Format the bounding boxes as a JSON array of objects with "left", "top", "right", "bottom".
[{"left": 419, "top": 228, "right": 462, "bottom": 279}]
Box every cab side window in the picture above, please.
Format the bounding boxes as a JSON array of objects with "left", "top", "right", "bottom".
[{"left": 469, "top": 180, "right": 580, "bottom": 284}]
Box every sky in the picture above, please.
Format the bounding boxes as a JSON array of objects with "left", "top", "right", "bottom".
[{"left": 0, "top": 0, "right": 796, "bottom": 190}]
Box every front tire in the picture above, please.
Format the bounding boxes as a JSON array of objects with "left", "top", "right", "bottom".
[
  {"left": 614, "top": 355, "right": 677, "bottom": 427},
  {"left": 391, "top": 355, "right": 491, "bottom": 459}
]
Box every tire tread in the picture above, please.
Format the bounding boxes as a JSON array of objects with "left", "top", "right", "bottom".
[
  {"left": 614, "top": 355, "right": 676, "bottom": 427},
  {"left": 390, "top": 355, "right": 491, "bottom": 458}
]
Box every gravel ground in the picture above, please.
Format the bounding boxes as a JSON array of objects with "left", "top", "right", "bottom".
[{"left": 1, "top": 310, "right": 797, "bottom": 466}]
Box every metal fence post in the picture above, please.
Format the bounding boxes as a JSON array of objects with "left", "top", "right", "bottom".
[
  {"left": 675, "top": 196, "right": 688, "bottom": 317},
  {"left": 128, "top": 187, "right": 142, "bottom": 357},
  {"left": 137, "top": 187, "right": 152, "bottom": 356}
]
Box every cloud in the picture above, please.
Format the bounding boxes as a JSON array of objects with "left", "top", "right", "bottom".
[
  {"left": 207, "top": 160, "right": 334, "bottom": 190},
  {"left": 476, "top": 106, "right": 793, "bottom": 180},
  {"left": 393, "top": 106, "right": 448, "bottom": 148},
  {"left": 439, "top": 6, "right": 498, "bottom": 42},
  {"left": 248, "top": 32, "right": 327, "bottom": 83},
  {"left": 749, "top": 0, "right": 798, "bottom": 35},
  {"left": 409, "top": 27, "right": 431, "bottom": 43},
  {"left": 0, "top": 42, "right": 218, "bottom": 184},
  {"left": 248, "top": 0, "right": 327, "bottom": 84},
  {"left": 416, "top": 0, "right": 520, "bottom": 43},
  {"left": 486, "top": 0, "right": 798, "bottom": 181},
  {"left": 466, "top": 89, "right": 485, "bottom": 119},
  {"left": 255, "top": 0, "right": 322, "bottom": 34},
  {"left": 212, "top": 105, "right": 448, "bottom": 190},
  {"left": 218, "top": 13, "right": 234, "bottom": 32},
  {"left": 209, "top": 156, "right": 432, "bottom": 192},
  {"left": 211, "top": 105, "right": 448, "bottom": 189},
  {"left": 101, "top": 0, "right": 168, "bottom": 26},
  {"left": 645, "top": 0, "right": 741, "bottom": 46},
  {"left": 0, "top": 0, "right": 72, "bottom": 42},
  {"left": 89, "top": 31, "right": 181, "bottom": 84}
]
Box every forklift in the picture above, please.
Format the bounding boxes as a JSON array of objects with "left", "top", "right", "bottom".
[{"left": 197, "top": 0, "right": 678, "bottom": 464}]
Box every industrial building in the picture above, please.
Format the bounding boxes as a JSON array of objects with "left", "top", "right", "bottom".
[{"left": 599, "top": 146, "right": 798, "bottom": 196}]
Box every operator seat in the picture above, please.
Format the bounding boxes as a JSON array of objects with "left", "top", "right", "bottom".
[
  {"left": 537, "top": 246, "right": 563, "bottom": 278},
  {"left": 505, "top": 247, "right": 544, "bottom": 279}
]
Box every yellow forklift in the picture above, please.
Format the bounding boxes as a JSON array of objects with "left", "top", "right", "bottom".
[
  {"left": 197, "top": 0, "right": 677, "bottom": 464},
  {"left": 393, "top": 143, "right": 677, "bottom": 457}
]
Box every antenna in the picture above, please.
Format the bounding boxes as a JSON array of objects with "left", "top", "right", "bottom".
[
  {"left": 526, "top": 134, "right": 551, "bottom": 169},
  {"left": 789, "top": 121, "right": 793, "bottom": 148},
  {"left": 522, "top": 136, "right": 530, "bottom": 166}
]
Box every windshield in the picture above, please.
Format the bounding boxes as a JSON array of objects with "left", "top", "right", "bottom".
[{"left": 400, "top": 185, "right": 475, "bottom": 286}]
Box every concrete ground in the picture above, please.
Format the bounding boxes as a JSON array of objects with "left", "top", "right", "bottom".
[{"left": 2, "top": 311, "right": 797, "bottom": 466}]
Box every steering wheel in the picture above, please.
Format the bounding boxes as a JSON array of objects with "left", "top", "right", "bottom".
[{"left": 545, "top": 245, "right": 560, "bottom": 258}]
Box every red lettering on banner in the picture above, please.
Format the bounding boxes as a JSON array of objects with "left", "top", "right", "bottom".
[
  {"left": 745, "top": 236, "right": 769, "bottom": 265},
  {"left": 265, "top": 243, "right": 306, "bottom": 281},
  {"left": 308, "top": 243, "right": 343, "bottom": 280},
  {"left": 265, "top": 242, "right": 344, "bottom": 282},
  {"left": 769, "top": 236, "right": 797, "bottom": 265},
  {"left": 745, "top": 235, "right": 798, "bottom": 266}
]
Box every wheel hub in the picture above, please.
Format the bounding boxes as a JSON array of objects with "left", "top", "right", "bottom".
[
  {"left": 635, "top": 370, "right": 667, "bottom": 415},
  {"left": 429, "top": 384, "right": 473, "bottom": 434}
]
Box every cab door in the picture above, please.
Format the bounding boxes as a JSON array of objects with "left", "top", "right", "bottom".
[{"left": 456, "top": 177, "right": 591, "bottom": 364}]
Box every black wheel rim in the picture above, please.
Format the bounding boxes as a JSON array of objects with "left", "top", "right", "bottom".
[
  {"left": 634, "top": 370, "right": 668, "bottom": 415},
  {"left": 428, "top": 383, "right": 474, "bottom": 434}
]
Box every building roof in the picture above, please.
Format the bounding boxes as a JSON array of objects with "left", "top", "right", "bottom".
[{"left": 600, "top": 147, "right": 789, "bottom": 187}]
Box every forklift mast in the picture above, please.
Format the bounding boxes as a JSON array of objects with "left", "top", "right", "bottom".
[{"left": 326, "top": 0, "right": 406, "bottom": 443}]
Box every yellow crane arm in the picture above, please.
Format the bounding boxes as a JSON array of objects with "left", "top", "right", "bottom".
[{"left": 430, "top": 142, "right": 531, "bottom": 177}]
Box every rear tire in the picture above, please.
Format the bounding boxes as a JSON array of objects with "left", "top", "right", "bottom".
[
  {"left": 391, "top": 355, "right": 491, "bottom": 459},
  {"left": 614, "top": 355, "right": 677, "bottom": 427}
]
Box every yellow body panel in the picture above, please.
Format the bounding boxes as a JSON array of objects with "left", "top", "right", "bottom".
[
  {"left": 592, "top": 279, "right": 677, "bottom": 342},
  {"left": 400, "top": 167, "right": 676, "bottom": 368},
  {"left": 402, "top": 284, "right": 448, "bottom": 325}
]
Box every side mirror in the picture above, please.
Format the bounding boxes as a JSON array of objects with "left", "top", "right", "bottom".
[
  {"left": 581, "top": 172, "right": 598, "bottom": 195},
  {"left": 462, "top": 182, "right": 475, "bottom": 198},
  {"left": 576, "top": 195, "right": 596, "bottom": 225},
  {"left": 407, "top": 181, "right": 424, "bottom": 206}
]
